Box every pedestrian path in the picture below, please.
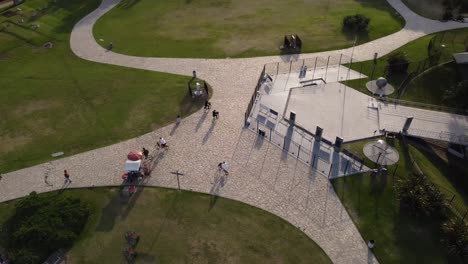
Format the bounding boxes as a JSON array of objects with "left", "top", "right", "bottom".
[{"left": 3, "top": 0, "right": 468, "bottom": 263}]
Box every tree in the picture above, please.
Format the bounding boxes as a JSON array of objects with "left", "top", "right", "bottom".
[
  {"left": 342, "top": 14, "right": 370, "bottom": 33},
  {"left": 443, "top": 80, "right": 468, "bottom": 109},
  {"left": 396, "top": 173, "right": 448, "bottom": 219},
  {"left": 441, "top": 218, "right": 468, "bottom": 262},
  {"left": 5, "top": 192, "right": 90, "bottom": 264},
  {"left": 387, "top": 52, "right": 410, "bottom": 75}
]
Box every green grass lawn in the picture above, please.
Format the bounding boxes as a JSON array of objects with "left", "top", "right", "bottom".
[
  {"left": 0, "top": 0, "right": 206, "bottom": 173},
  {"left": 344, "top": 28, "right": 468, "bottom": 104},
  {"left": 93, "top": 0, "right": 404, "bottom": 58},
  {"left": 0, "top": 187, "right": 332, "bottom": 263},
  {"left": 334, "top": 138, "right": 467, "bottom": 263},
  {"left": 402, "top": 62, "right": 459, "bottom": 105},
  {"left": 402, "top": 0, "right": 445, "bottom": 20}
]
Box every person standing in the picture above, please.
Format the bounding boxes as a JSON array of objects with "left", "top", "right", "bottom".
[
  {"left": 212, "top": 110, "right": 219, "bottom": 119},
  {"left": 64, "top": 170, "right": 72, "bottom": 184},
  {"left": 176, "top": 115, "right": 181, "bottom": 124}
]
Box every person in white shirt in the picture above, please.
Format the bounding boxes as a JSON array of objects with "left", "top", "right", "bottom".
[{"left": 158, "top": 137, "right": 167, "bottom": 149}]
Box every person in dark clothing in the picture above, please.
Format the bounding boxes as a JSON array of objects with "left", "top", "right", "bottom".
[{"left": 142, "top": 147, "right": 149, "bottom": 159}]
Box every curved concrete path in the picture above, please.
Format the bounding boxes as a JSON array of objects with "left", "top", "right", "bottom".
[{"left": 2, "top": 1, "right": 468, "bottom": 263}]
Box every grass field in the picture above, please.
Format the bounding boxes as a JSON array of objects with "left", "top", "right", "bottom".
[
  {"left": 402, "top": 0, "right": 445, "bottom": 20},
  {"left": 0, "top": 0, "right": 206, "bottom": 173},
  {"left": 332, "top": 139, "right": 460, "bottom": 264},
  {"left": 93, "top": 0, "right": 404, "bottom": 58},
  {"left": 0, "top": 187, "right": 332, "bottom": 263},
  {"left": 335, "top": 138, "right": 468, "bottom": 263}
]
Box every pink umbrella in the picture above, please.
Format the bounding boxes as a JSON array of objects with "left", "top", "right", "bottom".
[{"left": 127, "top": 150, "right": 142, "bottom": 161}]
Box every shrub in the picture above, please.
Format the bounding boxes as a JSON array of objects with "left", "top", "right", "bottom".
[
  {"left": 441, "top": 218, "right": 468, "bottom": 262},
  {"left": 5, "top": 192, "right": 90, "bottom": 264},
  {"left": 443, "top": 9, "right": 454, "bottom": 20},
  {"left": 387, "top": 52, "right": 410, "bottom": 75},
  {"left": 443, "top": 80, "right": 468, "bottom": 109},
  {"left": 396, "top": 173, "right": 448, "bottom": 219},
  {"left": 342, "top": 14, "right": 370, "bottom": 32}
]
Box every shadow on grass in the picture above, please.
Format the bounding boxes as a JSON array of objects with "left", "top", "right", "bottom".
[
  {"left": 117, "top": 0, "right": 143, "bottom": 9},
  {"left": 95, "top": 186, "right": 145, "bottom": 231}
]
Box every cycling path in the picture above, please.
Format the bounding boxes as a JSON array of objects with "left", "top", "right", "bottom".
[{"left": 2, "top": 1, "right": 468, "bottom": 263}]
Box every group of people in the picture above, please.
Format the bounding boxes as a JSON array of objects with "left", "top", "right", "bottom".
[{"left": 205, "top": 100, "right": 220, "bottom": 119}]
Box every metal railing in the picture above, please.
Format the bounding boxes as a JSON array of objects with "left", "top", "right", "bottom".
[{"left": 246, "top": 116, "right": 367, "bottom": 178}]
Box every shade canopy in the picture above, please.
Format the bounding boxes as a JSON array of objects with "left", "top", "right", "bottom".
[{"left": 127, "top": 150, "right": 142, "bottom": 161}]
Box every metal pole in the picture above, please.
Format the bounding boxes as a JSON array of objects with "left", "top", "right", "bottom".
[
  {"left": 392, "top": 164, "right": 398, "bottom": 177},
  {"left": 324, "top": 56, "right": 330, "bottom": 81},
  {"left": 359, "top": 63, "right": 363, "bottom": 80},
  {"left": 376, "top": 153, "right": 382, "bottom": 164},
  {"left": 297, "top": 145, "right": 301, "bottom": 159},
  {"left": 269, "top": 127, "right": 272, "bottom": 142},
  {"left": 346, "top": 58, "right": 353, "bottom": 82},
  {"left": 328, "top": 164, "right": 333, "bottom": 178},
  {"left": 176, "top": 172, "right": 181, "bottom": 191},
  {"left": 371, "top": 63, "right": 376, "bottom": 80},
  {"left": 312, "top": 57, "right": 318, "bottom": 79},
  {"left": 276, "top": 62, "right": 279, "bottom": 75},
  {"left": 337, "top": 54, "right": 343, "bottom": 81}
]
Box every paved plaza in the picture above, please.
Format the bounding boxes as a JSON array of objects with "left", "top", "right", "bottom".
[{"left": 3, "top": 0, "right": 468, "bottom": 263}]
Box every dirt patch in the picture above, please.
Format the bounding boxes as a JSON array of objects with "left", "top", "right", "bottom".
[
  {"left": 190, "top": 238, "right": 228, "bottom": 264},
  {"left": 0, "top": 134, "right": 32, "bottom": 153},
  {"left": 13, "top": 100, "right": 60, "bottom": 118}
]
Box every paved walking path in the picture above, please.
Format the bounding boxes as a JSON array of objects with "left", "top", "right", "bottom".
[{"left": 2, "top": 1, "right": 468, "bottom": 263}]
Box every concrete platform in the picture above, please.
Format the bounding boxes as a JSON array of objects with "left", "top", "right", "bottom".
[{"left": 285, "top": 83, "right": 379, "bottom": 142}]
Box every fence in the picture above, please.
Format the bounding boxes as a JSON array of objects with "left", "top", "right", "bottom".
[
  {"left": 381, "top": 97, "right": 468, "bottom": 115},
  {"left": 401, "top": 135, "right": 468, "bottom": 221},
  {"left": 263, "top": 54, "right": 354, "bottom": 82},
  {"left": 246, "top": 116, "right": 367, "bottom": 178},
  {"left": 244, "top": 66, "right": 266, "bottom": 125}
]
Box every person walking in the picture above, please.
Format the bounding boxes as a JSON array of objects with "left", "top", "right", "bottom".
[
  {"left": 212, "top": 110, "right": 219, "bottom": 119},
  {"left": 204, "top": 100, "right": 211, "bottom": 110},
  {"left": 64, "top": 170, "right": 72, "bottom": 184},
  {"left": 218, "top": 161, "right": 229, "bottom": 175},
  {"left": 142, "top": 147, "right": 149, "bottom": 159}
]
